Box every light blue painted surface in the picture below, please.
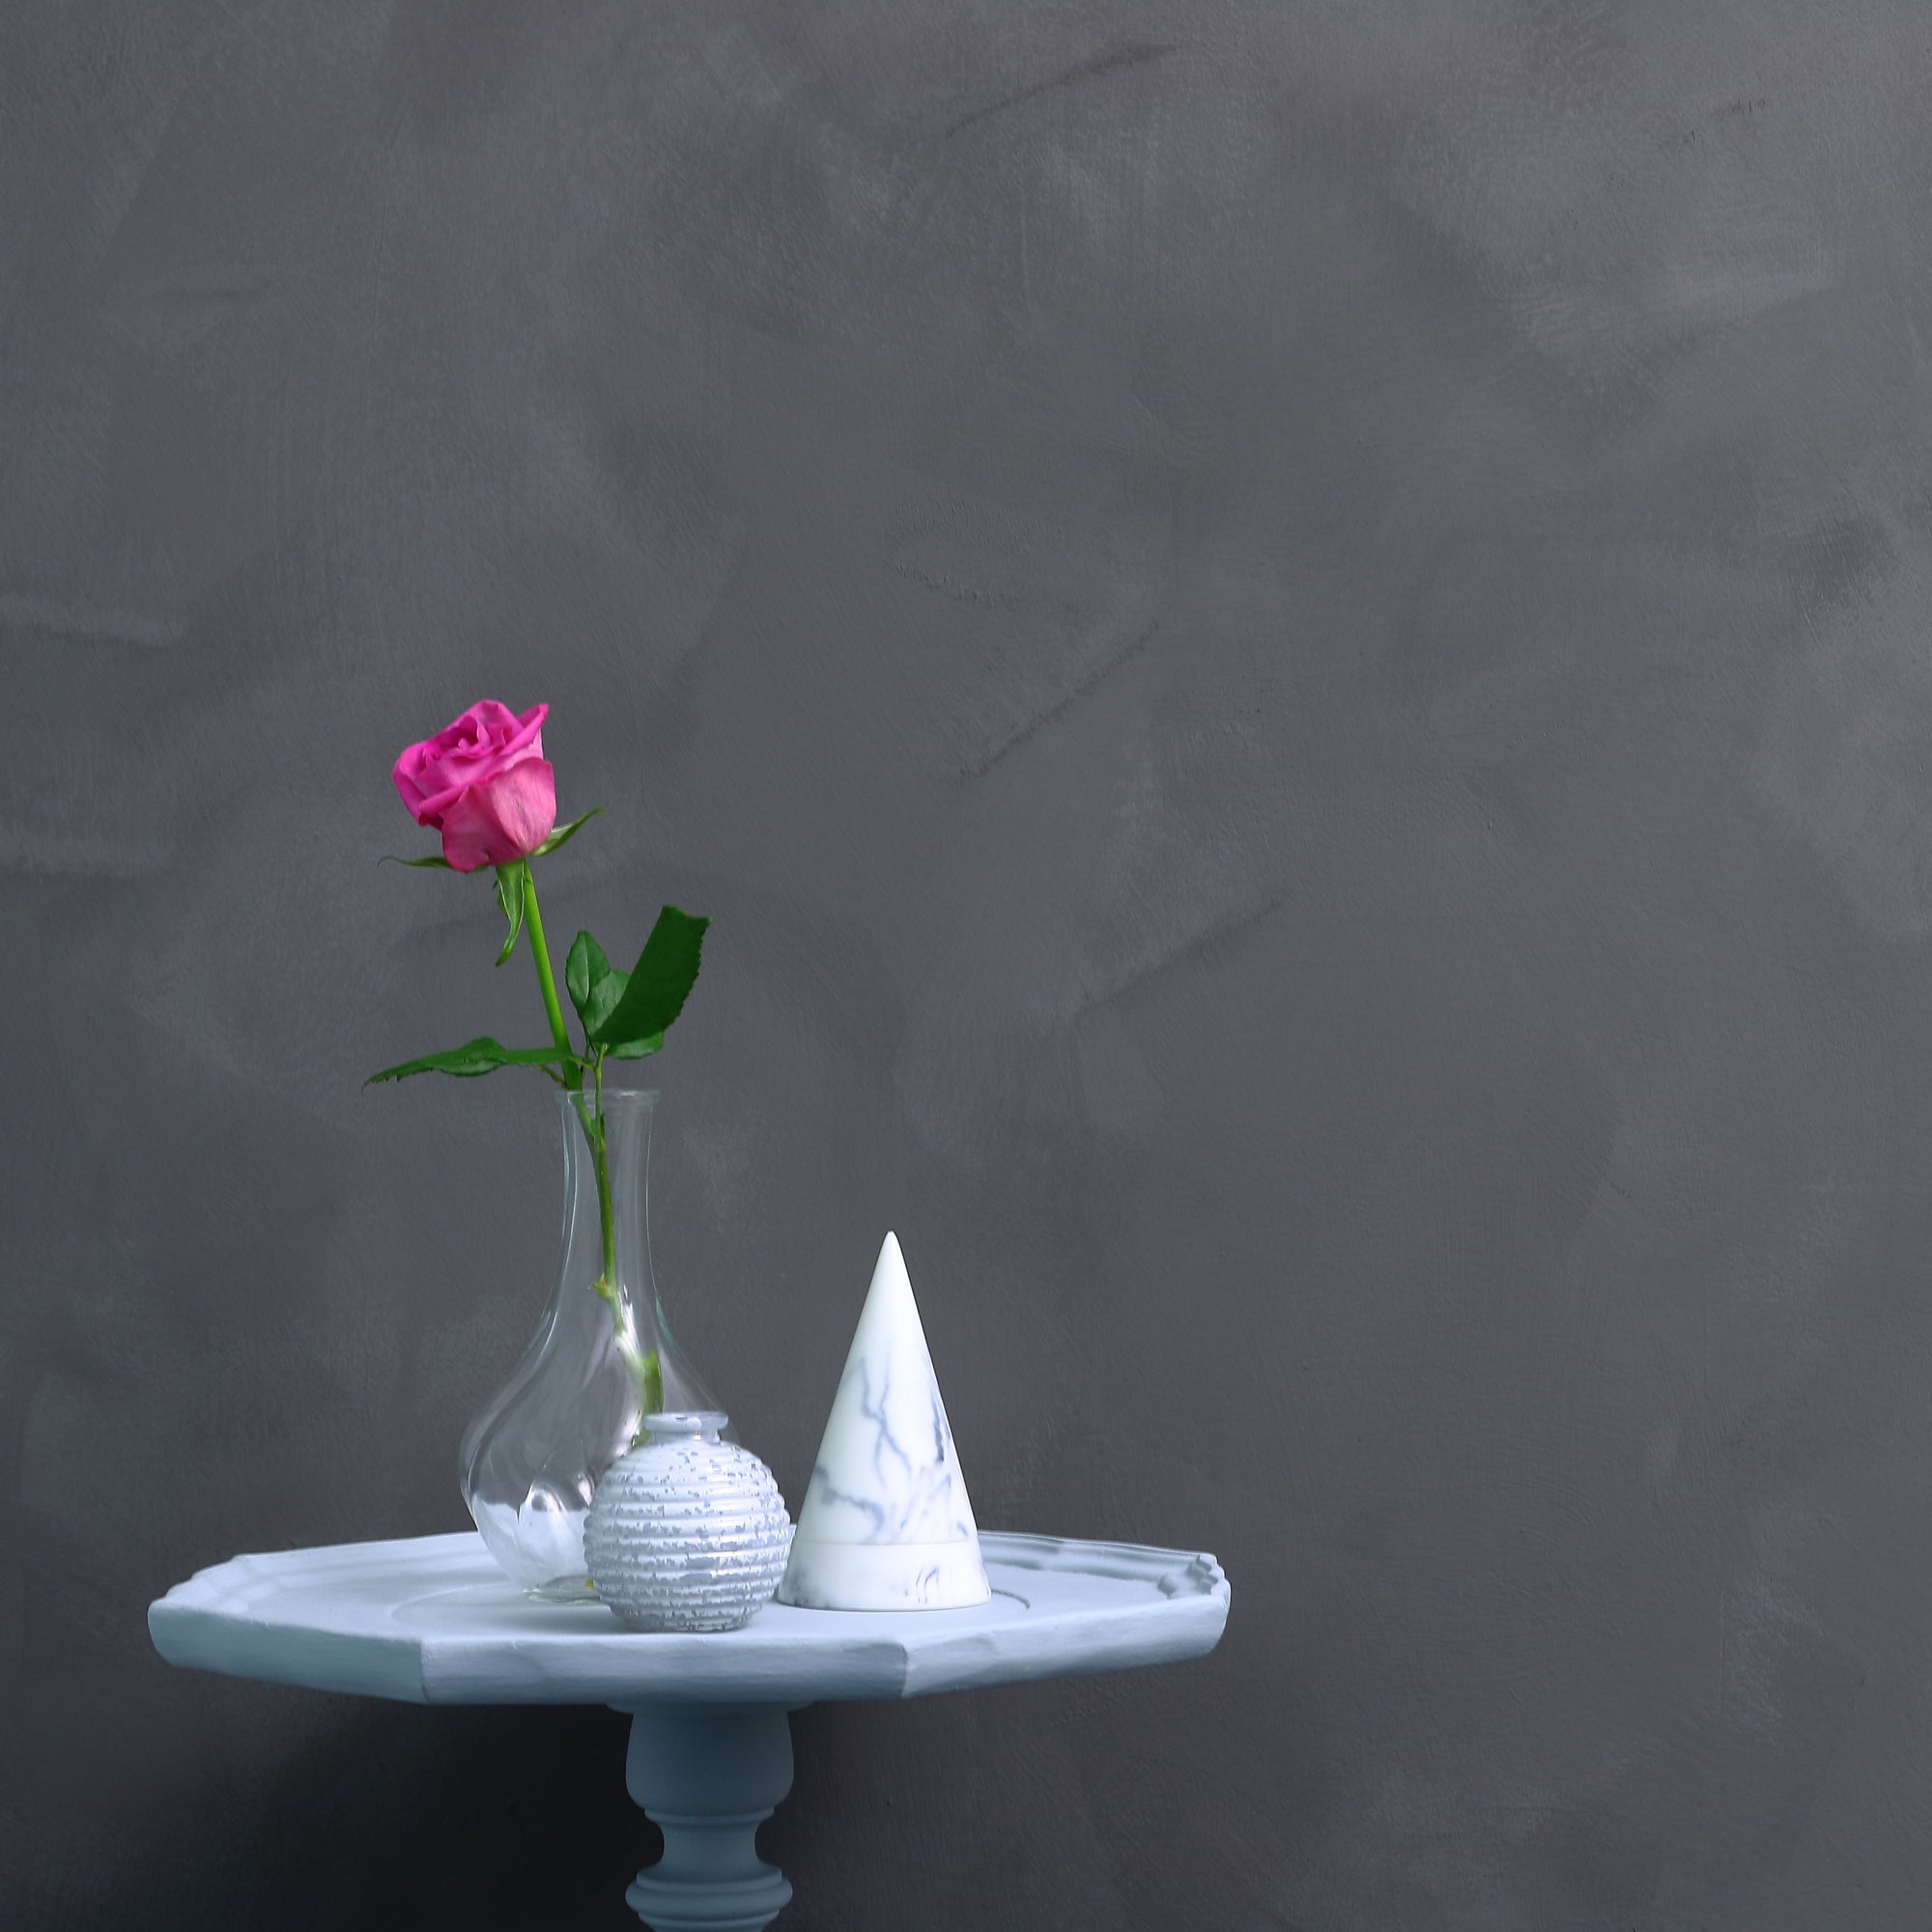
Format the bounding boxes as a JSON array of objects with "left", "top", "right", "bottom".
[
  {"left": 149, "top": 1531, "right": 1229, "bottom": 1928},
  {"left": 622, "top": 1704, "right": 795, "bottom": 1932},
  {"left": 147, "top": 1529, "right": 1229, "bottom": 1704}
]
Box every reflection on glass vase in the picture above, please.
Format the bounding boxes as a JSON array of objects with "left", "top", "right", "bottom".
[{"left": 460, "top": 1088, "right": 723, "bottom": 1601}]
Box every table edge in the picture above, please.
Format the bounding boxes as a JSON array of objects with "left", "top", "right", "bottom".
[{"left": 149, "top": 1528, "right": 1232, "bottom": 1707}]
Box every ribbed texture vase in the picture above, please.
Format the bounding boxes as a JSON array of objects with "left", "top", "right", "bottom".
[{"left": 585, "top": 1411, "right": 793, "bottom": 1634}]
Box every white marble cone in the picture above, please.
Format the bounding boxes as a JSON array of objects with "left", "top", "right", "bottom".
[{"left": 778, "top": 1233, "right": 992, "bottom": 1611}]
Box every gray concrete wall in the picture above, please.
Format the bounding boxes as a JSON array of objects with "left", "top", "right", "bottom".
[{"left": 6, "top": 1, "right": 1932, "bottom": 1925}]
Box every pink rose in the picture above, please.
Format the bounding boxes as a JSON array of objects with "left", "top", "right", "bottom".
[{"left": 393, "top": 700, "right": 557, "bottom": 872}]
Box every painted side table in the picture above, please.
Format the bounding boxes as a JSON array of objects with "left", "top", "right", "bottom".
[{"left": 149, "top": 1530, "right": 1231, "bottom": 1931}]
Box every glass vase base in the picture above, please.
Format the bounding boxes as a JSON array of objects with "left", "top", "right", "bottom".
[
  {"left": 469, "top": 1494, "right": 598, "bottom": 1603},
  {"left": 529, "top": 1579, "right": 600, "bottom": 1605}
]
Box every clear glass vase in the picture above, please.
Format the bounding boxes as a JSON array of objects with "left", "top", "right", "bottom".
[{"left": 460, "top": 1087, "right": 723, "bottom": 1601}]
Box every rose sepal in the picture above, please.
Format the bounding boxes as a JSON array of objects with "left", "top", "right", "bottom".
[
  {"left": 493, "top": 867, "right": 526, "bottom": 965},
  {"left": 531, "top": 807, "right": 603, "bottom": 858}
]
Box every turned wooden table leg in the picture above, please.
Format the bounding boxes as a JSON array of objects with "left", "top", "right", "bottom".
[{"left": 619, "top": 1703, "right": 797, "bottom": 1931}]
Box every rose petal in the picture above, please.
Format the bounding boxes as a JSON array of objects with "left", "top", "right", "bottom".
[
  {"left": 437, "top": 756, "right": 557, "bottom": 871},
  {"left": 393, "top": 700, "right": 549, "bottom": 828}
]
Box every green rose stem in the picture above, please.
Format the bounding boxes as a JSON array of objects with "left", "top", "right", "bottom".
[{"left": 516, "top": 859, "right": 663, "bottom": 1427}]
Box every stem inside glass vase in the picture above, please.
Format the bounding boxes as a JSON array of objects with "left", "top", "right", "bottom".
[
  {"left": 573, "top": 1080, "right": 663, "bottom": 1423},
  {"left": 520, "top": 861, "right": 663, "bottom": 1430}
]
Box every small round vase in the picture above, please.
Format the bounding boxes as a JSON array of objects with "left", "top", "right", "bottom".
[{"left": 584, "top": 1412, "right": 793, "bottom": 1634}]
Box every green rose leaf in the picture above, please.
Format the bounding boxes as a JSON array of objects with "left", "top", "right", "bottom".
[
  {"left": 565, "top": 930, "right": 631, "bottom": 1039},
  {"left": 532, "top": 807, "right": 603, "bottom": 858},
  {"left": 606, "top": 1030, "right": 664, "bottom": 1062},
  {"left": 589, "top": 905, "right": 708, "bottom": 1051},
  {"left": 364, "top": 1037, "right": 583, "bottom": 1084},
  {"left": 564, "top": 929, "right": 605, "bottom": 1012},
  {"left": 379, "top": 852, "right": 454, "bottom": 869},
  {"left": 493, "top": 867, "right": 526, "bottom": 966}
]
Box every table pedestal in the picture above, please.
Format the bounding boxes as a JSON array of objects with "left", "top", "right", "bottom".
[
  {"left": 150, "top": 1530, "right": 1229, "bottom": 1929},
  {"left": 621, "top": 1704, "right": 795, "bottom": 1932}
]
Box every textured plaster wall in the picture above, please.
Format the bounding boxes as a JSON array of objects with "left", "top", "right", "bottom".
[{"left": 7, "top": 2, "right": 1932, "bottom": 1926}]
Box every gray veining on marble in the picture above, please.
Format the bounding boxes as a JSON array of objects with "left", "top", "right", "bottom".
[{"left": 778, "top": 1234, "right": 990, "bottom": 1610}]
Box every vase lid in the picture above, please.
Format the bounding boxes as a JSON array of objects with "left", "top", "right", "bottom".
[{"left": 640, "top": 1410, "right": 727, "bottom": 1442}]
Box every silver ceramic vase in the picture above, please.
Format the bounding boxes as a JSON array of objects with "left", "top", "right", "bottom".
[{"left": 584, "top": 1412, "right": 793, "bottom": 1633}]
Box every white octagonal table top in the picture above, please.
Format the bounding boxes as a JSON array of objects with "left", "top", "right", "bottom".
[{"left": 150, "top": 1530, "right": 1231, "bottom": 1707}]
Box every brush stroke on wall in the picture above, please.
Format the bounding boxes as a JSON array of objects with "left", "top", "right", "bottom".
[{"left": 5, "top": 1, "right": 1932, "bottom": 1925}]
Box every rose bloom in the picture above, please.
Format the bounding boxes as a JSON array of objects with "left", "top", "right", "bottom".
[{"left": 393, "top": 700, "right": 556, "bottom": 871}]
